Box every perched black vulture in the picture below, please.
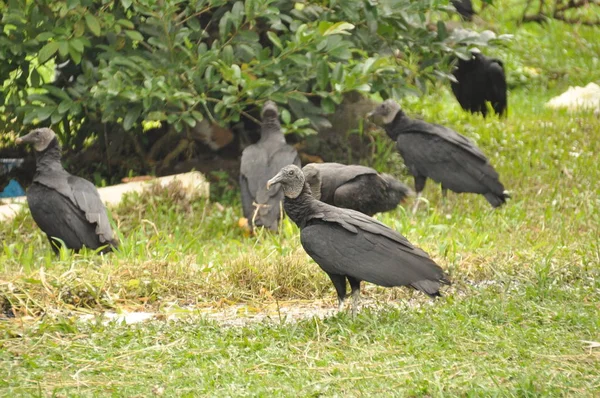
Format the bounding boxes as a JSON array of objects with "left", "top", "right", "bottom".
[
  {"left": 368, "top": 100, "right": 509, "bottom": 213},
  {"left": 16, "top": 128, "right": 118, "bottom": 253},
  {"left": 239, "top": 101, "right": 301, "bottom": 231},
  {"left": 451, "top": 51, "right": 507, "bottom": 117},
  {"left": 267, "top": 165, "right": 450, "bottom": 315},
  {"left": 451, "top": 0, "right": 476, "bottom": 21},
  {"left": 302, "top": 162, "right": 413, "bottom": 216}
]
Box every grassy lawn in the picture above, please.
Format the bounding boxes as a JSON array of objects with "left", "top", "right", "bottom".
[{"left": 1, "top": 2, "right": 600, "bottom": 396}]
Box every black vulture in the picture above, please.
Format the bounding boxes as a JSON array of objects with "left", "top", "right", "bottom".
[
  {"left": 267, "top": 165, "right": 450, "bottom": 315},
  {"left": 368, "top": 100, "right": 509, "bottom": 213},
  {"left": 239, "top": 101, "right": 301, "bottom": 231},
  {"left": 302, "top": 162, "right": 413, "bottom": 216},
  {"left": 16, "top": 128, "right": 118, "bottom": 253},
  {"left": 451, "top": 51, "right": 507, "bottom": 117},
  {"left": 451, "top": 0, "right": 476, "bottom": 21}
]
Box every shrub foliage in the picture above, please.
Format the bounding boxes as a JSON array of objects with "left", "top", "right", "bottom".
[{"left": 0, "top": 0, "right": 503, "bottom": 150}]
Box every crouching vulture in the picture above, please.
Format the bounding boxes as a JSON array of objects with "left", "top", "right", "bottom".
[
  {"left": 368, "top": 100, "right": 510, "bottom": 213},
  {"left": 267, "top": 165, "right": 450, "bottom": 315},
  {"left": 302, "top": 162, "right": 413, "bottom": 216},
  {"left": 16, "top": 128, "right": 118, "bottom": 253}
]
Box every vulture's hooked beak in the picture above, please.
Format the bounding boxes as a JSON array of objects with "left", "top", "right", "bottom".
[
  {"left": 366, "top": 106, "right": 383, "bottom": 118},
  {"left": 266, "top": 172, "right": 283, "bottom": 190},
  {"left": 15, "top": 132, "right": 35, "bottom": 145}
]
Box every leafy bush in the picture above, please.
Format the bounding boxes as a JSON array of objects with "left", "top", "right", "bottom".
[{"left": 0, "top": 0, "right": 503, "bottom": 151}]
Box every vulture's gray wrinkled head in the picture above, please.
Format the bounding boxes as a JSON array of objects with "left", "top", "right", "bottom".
[
  {"left": 261, "top": 100, "right": 279, "bottom": 120},
  {"left": 367, "top": 99, "right": 402, "bottom": 125},
  {"left": 16, "top": 128, "right": 57, "bottom": 152},
  {"left": 267, "top": 165, "right": 305, "bottom": 199},
  {"left": 301, "top": 164, "right": 322, "bottom": 200}
]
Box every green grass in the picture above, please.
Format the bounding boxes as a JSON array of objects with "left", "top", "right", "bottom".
[{"left": 1, "top": 2, "right": 600, "bottom": 396}]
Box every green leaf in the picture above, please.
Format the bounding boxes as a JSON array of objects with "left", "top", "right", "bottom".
[
  {"left": 316, "top": 60, "right": 329, "bottom": 90},
  {"left": 289, "top": 55, "right": 311, "bottom": 67},
  {"left": 147, "top": 111, "right": 167, "bottom": 121},
  {"left": 287, "top": 92, "right": 308, "bottom": 103},
  {"left": 58, "top": 41, "right": 69, "bottom": 57},
  {"left": 322, "top": 22, "right": 355, "bottom": 36},
  {"left": 270, "top": 93, "right": 288, "bottom": 104},
  {"left": 35, "top": 32, "right": 54, "bottom": 41},
  {"left": 238, "top": 44, "right": 256, "bottom": 60},
  {"left": 51, "top": 109, "right": 63, "bottom": 124},
  {"left": 292, "top": 118, "right": 310, "bottom": 127},
  {"left": 123, "top": 105, "right": 142, "bottom": 130},
  {"left": 219, "top": 12, "right": 232, "bottom": 38},
  {"left": 85, "top": 14, "right": 101, "bottom": 37},
  {"left": 44, "top": 86, "right": 71, "bottom": 101},
  {"left": 221, "top": 45, "right": 234, "bottom": 65},
  {"left": 38, "top": 42, "right": 59, "bottom": 64},
  {"left": 36, "top": 106, "right": 56, "bottom": 122},
  {"left": 69, "top": 39, "right": 85, "bottom": 53},
  {"left": 121, "top": 0, "right": 133, "bottom": 9},
  {"left": 30, "top": 69, "right": 41, "bottom": 87},
  {"left": 332, "top": 62, "right": 343, "bottom": 82},
  {"left": 69, "top": 47, "right": 82, "bottom": 64},
  {"left": 266, "top": 31, "right": 283, "bottom": 50},
  {"left": 58, "top": 99, "right": 73, "bottom": 114},
  {"left": 191, "top": 111, "right": 204, "bottom": 121},
  {"left": 182, "top": 115, "right": 197, "bottom": 128},
  {"left": 245, "top": 0, "right": 256, "bottom": 20},
  {"left": 74, "top": 20, "right": 86, "bottom": 37},
  {"left": 117, "top": 19, "right": 134, "bottom": 29},
  {"left": 67, "top": 0, "right": 80, "bottom": 10},
  {"left": 281, "top": 108, "right": 291, "bottom": 124},
  {"left": 27, "top": 94, "right": 56, "bottom": 105},
  {"left": 125, "top": 30, "right": 144, "bottom": 42},
  {"left": 230, "top": 2, "right": 244, "bottom": 29},
  {"left": 321, "top": 97, "right": 335, "bottom": 114}
]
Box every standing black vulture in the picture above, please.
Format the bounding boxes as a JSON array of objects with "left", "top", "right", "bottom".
[
  {"left": 239, "top": 101, "right": 301, "bottom": 231},
  {"left": 16, "top": 128, "right": 118, "bottom": 253},
  {"left": 451, "top": 0, "right": 476, "bottom": 21},
  {"left": 451, "top": 51, "right": 507, "bottom": 117},
  {"left": 368, "top": 100, "right": 510, "bottom": 213},
  {"left": 302, "top": 162, "right": 413, "bottom": 216},
  {"left": 267, "top": 165, "right": 450, "bottom": 315}
]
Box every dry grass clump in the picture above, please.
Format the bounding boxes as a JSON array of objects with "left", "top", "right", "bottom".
[{"left": 210, "top": 248, "right": 331, "bottom": 301}]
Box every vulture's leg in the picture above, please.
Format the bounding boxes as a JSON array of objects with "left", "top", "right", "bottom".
[
  {"left": 441, "top": 186, "right": 449, "bottom": 208},
  {"left": 412, "top": 176, "right": 427, "bottom": 214},
  {"left": 328, "top": 273, "right": 348, "bottom": 312},
  {"left": 48, "top": 235, "right": 62, "bottom": 256},
  {"left": 348, "top": 277, "right": 361, "bottom": 317}
]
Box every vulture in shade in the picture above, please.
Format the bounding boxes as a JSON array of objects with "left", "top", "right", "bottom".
[
  {"left": 451, "top": 51, "right": 507, "bottom": 117},
  {"left": 451, "top": 0, "right": 476, "bottom": 21},
  {"left": 16, "top": 128, "right": 118, "bottom": 253},
  {"left": 267, "top": 165, "right": 450, "bottom": 315},
  {"left": 302, "top": 162, "right": 413, "bottom": 216},
  {"left": 239, "top": 101, "right": 301, "bottom": 231},
  {"left": 368, "top": 100, "right": 509, "bottom": 213}
]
